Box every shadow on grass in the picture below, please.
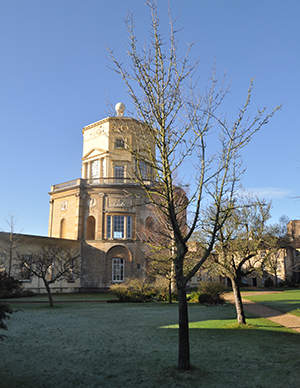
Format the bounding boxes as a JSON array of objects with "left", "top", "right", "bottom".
[{"left": 160, "top": 315, "right": 298, "bottom": 334}]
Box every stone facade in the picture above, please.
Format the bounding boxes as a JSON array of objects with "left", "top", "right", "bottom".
[
  {"left": 0, "top": 232, "right": 81, "bottom": 293},
  {"left": 2, "top": 109, "right": 300, "bottom": 293},
  {"left": 0, "top": 111, "right": 158, "bottom": 293},
  {"left": 47, "top": 114, "right": 156, "bottom": 291}
]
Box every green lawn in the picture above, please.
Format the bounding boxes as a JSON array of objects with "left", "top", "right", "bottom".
[
  {"left": 242, "top": 289, "right": 300, "bottom": 317},
  {"left": 1, "top": 300, "right": 300, "bottom": 388},
  {"left": 1, "top": 292, "right": 117, "bottom": 303}
]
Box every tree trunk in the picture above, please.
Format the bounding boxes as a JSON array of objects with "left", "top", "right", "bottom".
[
  {"left": 44, "top": 281, "right": 54, "bottom": 307},
  {"left": 168, "top": 279, "right": 172, "bottom": 304},
  {"left": 177, "top": 284, "right": 190, "bottom": 370},
  {"left": 274, "top": 269, "right": 278, "bottom": 287},
  {"left": 231, "top": 277, "right": 246, "bottom": 324},
  {"left": 8, "top": 244, "right": 12, "bottom": 277}
]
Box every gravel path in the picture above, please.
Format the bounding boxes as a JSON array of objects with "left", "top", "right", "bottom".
[{"left": 224, "top": 292, "right": 300, "bottom": 333}]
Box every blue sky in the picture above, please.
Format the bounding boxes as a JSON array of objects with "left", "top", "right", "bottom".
[{"left": 0, "top": 0, "right": 299, "bottom": 236}]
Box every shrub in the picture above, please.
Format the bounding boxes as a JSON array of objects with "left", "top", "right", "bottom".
[
  {"left": 0, "top": 272, "right": 23, "bottom": 298},
  {"left": 264, "top": 277, "right": 274, "bottom": 288},
  {"left": 197, "top": 282, "right": 226, "bottom": 305},
  {"left": 198, "top": 293, "right": 210, "bottom": 304},
  {"left": 152, "top": 277, "right": 169, "bottom": 301},
  {"left": 198, "top": 281, "right": 226, "bottom": 297},
  {"left": 285, "top": 278, "right": 297, "bottom": 288},
  {"left": 110, "top": 278, "right": 155, "bottom": 302},
  {"left": 0, "top": 303, "right": 13, "bottom": 340},
  {"left": 166, "top": 291, "right": 178, "bottom": 302},
  {"left": 110, "top": 283, "right": 130, "bottom": 302},
  {"left": 188, "top": 291, "right": 200, "bottom": 302}
]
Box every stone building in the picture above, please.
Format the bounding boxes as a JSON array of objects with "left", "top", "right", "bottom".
[
  {"left": 194, "top": 220, "right": 300, "bottom": 288},
  {"left": 1, "top": 104, "right": 158, "bottom": 293},
  {"left": 1, "top": 104, "right": 300, "bottom": 292},
  {"left": 48, "top": 103, "right": 157, "bottom": 291}
]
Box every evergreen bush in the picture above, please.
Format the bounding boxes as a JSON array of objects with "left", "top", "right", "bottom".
[
  {"left": 264, "top": 277, "right": 274, "bottom": 288},
  {"left": 197, "top": 282, "right": 226, "bottom": 305},
  {"left": 0, "top": 272, "right": 23, "bottom": 298},
  {"left": 0, "top": 303, "right": 13, "bottom": 340}
]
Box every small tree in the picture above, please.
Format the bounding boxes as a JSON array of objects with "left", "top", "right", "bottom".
[
  {"left": 139, "top": 200, "right": 183, "bottom": 303},
  {"left": 278, "top": 215, "right": 290, "bottom": 238},
  {"left": 107, "top": 0, "right": 281, "bottom": 369},
  {"left": 203, "top": 194, "right": 279, "bottom": 324},
  {"left": 146, "top": 251, "right": 174, "bottom": 302},
  {"left": 263, "top": 222, "right": 290, "bottom": 287},
  {"left": 0, "top": 213, "right": 22, "bottom": 277},
  {"left": 16, "top": 246, "right": 80, "bottom": 307},
  {"left": 264, "top": 251, "right": 281, "bottom": 287}
]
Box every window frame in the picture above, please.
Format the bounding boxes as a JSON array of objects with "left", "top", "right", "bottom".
[
  {"left": 115, "top": 138, "right": 125, "bottom": 149},
  {"left": 106, "top": 215, "right": 133, "bottom": 240},
  {"left": 20, "top": 255, "right": 32, "bottom": 282},
  {"left": 114, "top": 165, "right": 125, "bottom": 181},
  {"left": 112, "top": 258, "right": 125, "bottom": 282}
]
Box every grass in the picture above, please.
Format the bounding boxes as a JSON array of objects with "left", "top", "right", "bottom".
[
  {"left": 242, "top": 289, "right": 300, "bottom": 317},
  {"left": 1, "top": 292, "right": 117, "bottom": 303},
  {"left": 1, "top": 299, "right": 300, "bottom": 388}
]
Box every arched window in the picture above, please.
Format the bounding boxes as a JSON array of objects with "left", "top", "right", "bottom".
[
  {"left": 86, "top": 216, "right": 96, "bottom": 240},
  {"left": 107, "top": 245, "right": 131, "bottom": 283},
  {"left": 60, "top": 218, "right": 66, "bottom": 238}
]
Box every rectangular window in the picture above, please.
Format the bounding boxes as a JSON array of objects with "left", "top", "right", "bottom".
[
  {"left": 91, "top": 160, "right": 100, "bottom": 179},
  {"left": 68, "top": 259, "right": 76, "bottom": 282},
  {"left": 135, "top": 160, "right": 149, "bottom": 180},
  {"left": 115, "top": 138, "right": 125, "bottom": 149},
  {"left": 20, "top": 255, "right": 32, "bottom": 282},
  {"left": 114, "top": 166, "right": 124, "bottom": 182},
  {"left": 149, "top": 165, "right": 153, "bottom": 180},
  {"left": 113, "top": 216, "right": 124, "bottom": 238},
  {"left": 112, "top": 258, "right": 124, "bottom": 282},
  {"left": 47, "top": 257, "right": 55, "bottom": 281},
  {"left": 140, "top": 162, "right": 148, "bottom": 180},
  {"left": 106, "top": 215, "right": 133, "bottom": 240},
  {"left": 127, "top": 216, "right": 132, "bottom": 239},
  {"left": 107, "top": 215, "right": 111, "bottom": 238}
]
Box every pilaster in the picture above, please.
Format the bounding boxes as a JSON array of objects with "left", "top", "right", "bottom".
[
  {"left": 97, "top": 193, "right": 105, "bottom": 239},
  {"left": 75, "top": 191, "right": 86, "bottom": 240}
]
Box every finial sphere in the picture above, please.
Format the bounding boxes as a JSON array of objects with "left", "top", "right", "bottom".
[{"left": 115, "top": 102, "right": 125, "bottom": 117}]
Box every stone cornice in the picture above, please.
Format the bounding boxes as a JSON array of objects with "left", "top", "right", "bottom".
[{"left": 82, "top": 116, "right": 142, "bottom": 133}]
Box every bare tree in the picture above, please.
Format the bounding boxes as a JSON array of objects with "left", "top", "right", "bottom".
[
  {"left": 140, "top": 192, "right": 187, "bottom": 303},
  {"left": 203, "top": 195, "right": 279, "bottom": 324},
  {"left": 0, "top": 213, "right": 22, "bottom": 277},
  {"left": 264, "top": 251, "right": 281, "bottom": 287},
  {"left": 107, "top": 1, "right": 281, "bottom": 369},
  {"left": 277, "top": 215, "right": 290, "bottom": 237},
  {"left": 16, "top": 246, "right": 80, "bottom": 307}
]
